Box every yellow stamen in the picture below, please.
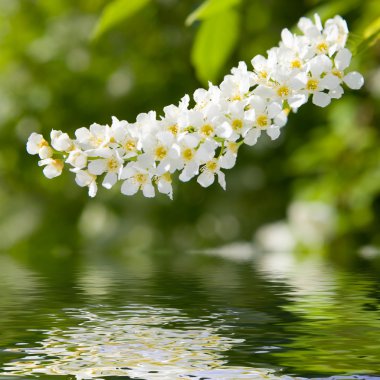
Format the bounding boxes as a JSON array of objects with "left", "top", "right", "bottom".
[
  {"left": 155, "top": 146, "right": 167, "bottom": 161},
  {"left": 291, "top": 59, "right": 302, "bottom": 69},
  {"left": 38, "top": 139, "right": 49, "bottom": 149},
  {"left": 182, "top": 148, "right": 194, "bottom": 162},
  {"left": 316, "top": 41, "right": 328, "bottom": 54},
  {"left": 231, "top": 94, "right": 242, "bottom": 101},
  {"left": 228, "top": 142, "right": 239, "bottom": 154},
  {"left": 125, "top": 139, "right": 136, "bottom": 152},
  {"left": 168, "top": 125, "right": 178, "bottom": 135},
  {"left": 206, "top": 160, "right": 218, "bottom": 172},
  {"left": 200, "top": 124, "right": 214, "bottom": 137},
  {"left": 53, "top": 159, "right": 64, "bottom": 171},
  {"left": 256, "top": 115, "right": 268, "bottom": 128},
  {"left": 134, "top": 173, "right": 147, "bottom": 185},
  {"left": 107, "top": 158, "right": 119, "bottom": 172},
  {"left": 232, "top": 119, "right": 243, "bottom": 131},
  {"left": 277, "top": 85, "right": 290, "bottom": 98},
  {"left": 259, "top": 71, "right": 268, "bottom": 79},
  {"left": 332, "top": 69, "right": 343, "bottom": 79},
  {"left": 306, "top": 79, "right": 319, "bottom": 91},
  {"left": 161, "top": 172, "right": 172, "bottom": 183}
]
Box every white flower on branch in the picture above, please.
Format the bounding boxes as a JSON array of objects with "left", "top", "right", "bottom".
[{"left": 26, "top": 14, "right": 364, "bottom": 199}]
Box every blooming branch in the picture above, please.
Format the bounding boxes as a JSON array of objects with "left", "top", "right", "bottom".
[{"left": 27, "top": 14, "right": 364, "bottom": 199}]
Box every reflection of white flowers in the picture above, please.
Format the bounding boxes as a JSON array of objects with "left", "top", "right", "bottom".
[
  {"left": 0, "top": 306, "right": 304, "bottom": 380},
  {"left": 26, "top": 14, "right": 364, "bottom": 199}
]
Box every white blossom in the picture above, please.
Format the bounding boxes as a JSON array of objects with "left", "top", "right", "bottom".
[
  {"left": 26, "top": 14, "right": 364, "bottom": 199},
  {"left": 38, "top": 158, "right": 64, "bottom": 179}
]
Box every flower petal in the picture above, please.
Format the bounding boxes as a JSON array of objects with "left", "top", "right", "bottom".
[
  {"left": 320, "top": 73, "right": 340, "bottom": 90},
  {"left": 88, "top": 159, "right": 107, "bottom": 175},
  {"left": 244, "top": 128, "right": 261, "bottom": 146},
  {"left": 334, "top": 48, "right": 351, "bottom": 71},
  {"left": 266, "top": 126, "right": 281, "bottom": 140},
  {"left": 197, "top": 171, "right": 215, "bottom": 188},
  {"left": 343, "top": 72, "right": 364, "bottom": 90},
  {"left": 102, "top": 172, "right": 117, "bottom": 189},
  {"left": 312, "top": 91, "right": 331, "bottom": 107},
  {"left": 121, "top": 180, "right": 139, "bottom": 196},
  {"left": 217, "top": 171, "right": 226, "bottom": 190},
  {"left": 142, "top": 183, "right": 155, "bottom": 198}
]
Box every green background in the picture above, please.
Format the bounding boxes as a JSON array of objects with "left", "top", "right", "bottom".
[{"left": 0, "top": 0, "right": 379, "bottom": 268}]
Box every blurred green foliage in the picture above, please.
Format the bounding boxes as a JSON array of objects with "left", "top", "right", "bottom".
[{"left": 0, "top": 0, "right": 379, "bottom": 265}]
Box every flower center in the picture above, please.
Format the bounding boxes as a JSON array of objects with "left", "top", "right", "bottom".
[
  {"left": 232, "top": 119, "right": 243, "bottom": 131},
  {"left": 124, "top": 139, "right": 136, "bottom": 152},
  {"left": 277, "top": 85, "right": 290, "bottom": 98},
  {"left": 259, "top": 70, "right": 268, "bottom": 79},
  {"left": 134, "top": 173, "right": 147, "bottom": 185},
  {"left": 231, "top": 94, "right": 242, "bottom": 101},
  {"left": 53, "top": 159, "right": 64, "bottom": 171},
  {"left": 107, "top": 158, "right": 119, "bottom": 172},
  {"left": 91, "top": 135, "right": 105, "bottom": 147},
  {"left": 257, "top": 115, "right": 269, "bottom": 128},
  {"left": 168, "top": 125, "right": 178, "bottom": 135},
  {"left": 316, "top": 41, "right": 328, "bottom": 54},
  {"left": 306, "top": 79, "right": 319, "bottom": 91},
  {"left": 228, "top": 142, "right": 239, "bottom": 154},
  {"left": 332, "top": 69, "right": 343, "bottom": 79},
  {"left": 155, "top": 146, "right": 167, "bottom": 161},
  {"left": 182, "top": 148, "right": 194, "bottom": 162},
  {"left": 206, "top": 160, "right": 218, "bottom": 172},
  {"left": 291, "top": 59, "right": 302, "bottom": 69},
  {"left": 161, "top": 172, "right": 172, "bottom": 183},
  {"left": 38, "top": 139, "right": 49, "bottom": 149},
  {"left": 200, "top": 124, "right": 214, "bottom": 137}
]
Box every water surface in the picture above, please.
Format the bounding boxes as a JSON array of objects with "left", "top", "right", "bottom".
[{"left": 0, "top": 252, "right": 379, "bottom": 379}]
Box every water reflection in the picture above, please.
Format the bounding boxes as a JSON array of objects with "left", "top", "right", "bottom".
[
  {"left": 2, "top": 305, "right": 295, "bottom": 380},
  {"left": 0, "top": 253, "right": 380, "bottom": 379}
]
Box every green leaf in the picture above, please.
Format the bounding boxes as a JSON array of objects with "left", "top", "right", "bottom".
[
  {"left": 186, "top": 0, "right": 241, "bottom": 26},
  {"left": 348, "top": 17, "right": 380, "bottom": 55},
  {"left": 304, "top": 0, "right": 360, "bottom": 22},
  {"left": 363, "top": 16, "right": 380, "bottom": 39},
  {"left": 191, "top": 10, "right": 240, "bottom": 85},
  {"left": 92, "top": 0, "right": 151, "bottom": 40}
]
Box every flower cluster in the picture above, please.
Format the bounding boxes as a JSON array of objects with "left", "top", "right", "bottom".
[{"left": 27, "top": 14, "right": 364, "bottom": 199}]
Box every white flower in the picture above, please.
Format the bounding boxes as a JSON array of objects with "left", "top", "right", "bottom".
[
  {"left": 177, "top": 135, "right": 217, "bottom": 182},
  {"left": 219, "top": 141, "right": 240, "bottom": 170},
  {"left": 50, "top": 130, "right": 73, "bottom": 152},
  {"left": 221, "top": 101, "right": 252, "bottom": 141},
  {"left": 155, "top": 171, "right": 173, "bottom": 199},
  {"left": 244, "top": 96, "right": 285, "bottom": 145},
  {"left": 333, "top": 48, "right": 364, "bottom": 90},
  {"left": 26, "top": 133, "right": 53, "bottom": 158},
  {"left": 161, "top": 94, "right": 190, "bottom": 136},
  {"left": 120, "top": 163, "right": 155, "bottom": 198},
  {"left": 75, "top": 123, "right": 111, "bottom": 151},
  {"left": 197, "top": 158, "right": 226, "bottom": 190},
  {"left": 112, "top": 119, "right": 141, "bottom": 159},
  {"left": 74, "top": 170, "right": 98, "bottom": 197},
  {"left": 135, "top": 110, "right": 159, "bottom": 138},
  {"left": 254, "top": 69, "right": 307, "bottom": 110},
  {"left": 194, "top": 84, "right": 222, "bottom": 111},
  {"left": 141, "top": 131, "right": 180, "bottom": 175},
  {"left": 324, "top": 15, "right": 349, "bottom": 53},
  {"left": 87, "top": 150, "right": 124, "bottom": 189},
  {"left": 38, "top": 158, "right": 64, "bottom": 179},
  {"left": 66, "top": 148, "right": 88, "bottom": 169},
  {"left": 220, "top": 61, "right": 254, "bottom": 102},
  {"left": 26, "top": 14, "right": 364, "bottom": 199},
  {"left": 251, "top": 51, "right": 278, "bottom": 84},
  {"left": 295, "top": 54, "right": 340, "bottom": 107}
]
